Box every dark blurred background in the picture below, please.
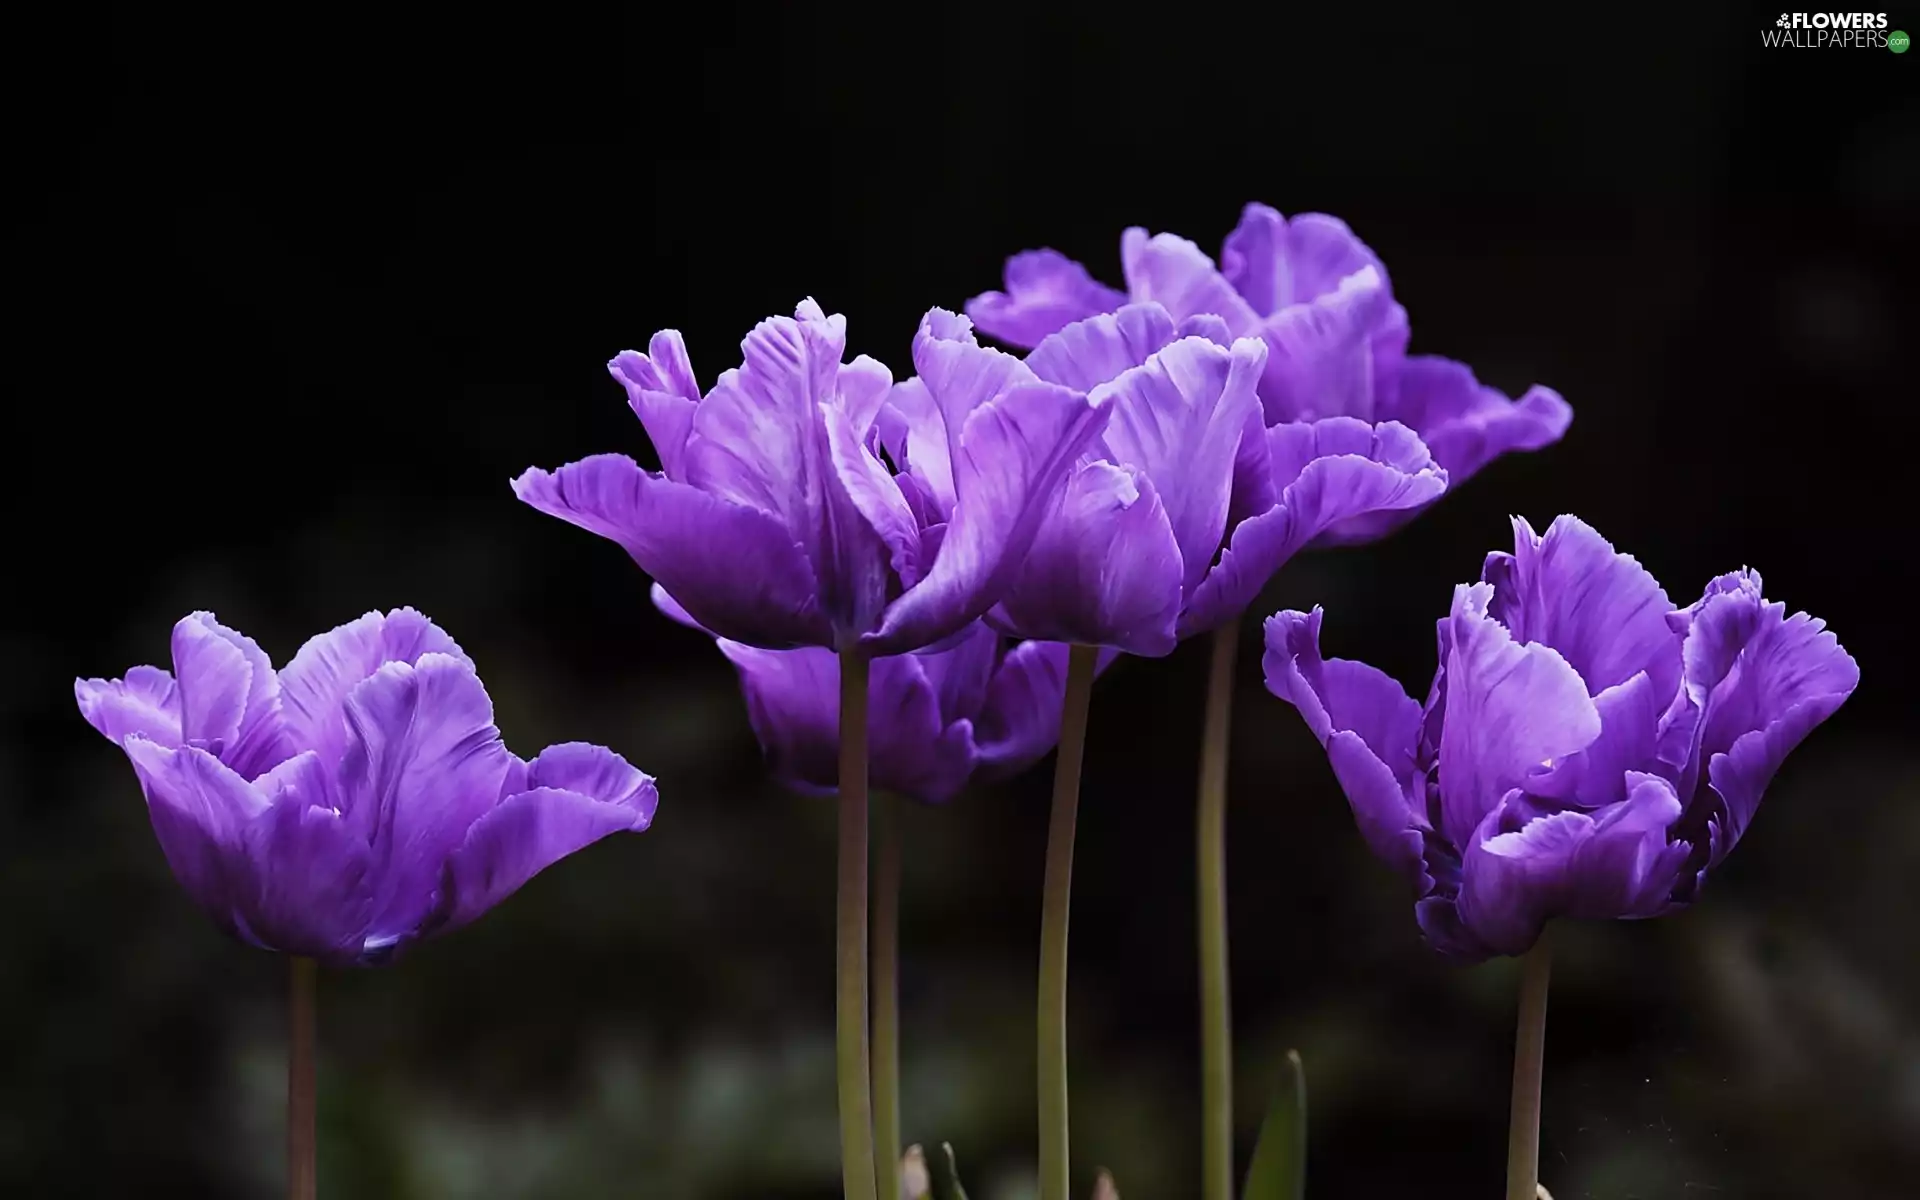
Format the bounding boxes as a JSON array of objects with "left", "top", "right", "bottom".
[{"left": 7, "top": 4, "right": 1917, "bottom": 1197}]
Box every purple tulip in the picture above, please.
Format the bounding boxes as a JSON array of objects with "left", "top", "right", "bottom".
[
  {"left": 74, "top": 609, "right": 658, "bottom": 965},
  {"left": 513, "top": 300, "right": 1112, "bottom": 656},
  {"left": 965, "top": 203, "right": 1571, "bottom": 543},
  {"left": 1263, "top": 516, "right": 1859, "bottom": 960},
  {"left": 655, "top": 586, "right": 1094, "bottom": 803},
  {"left": 974, "top": 302, "right": 1447, "bottom": 654}
]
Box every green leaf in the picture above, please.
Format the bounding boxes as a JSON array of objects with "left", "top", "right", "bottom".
[
  {"left": 1241, "top": 1049, "right": 1307, "bottom": 1200},
  {"left": 928, "top": 1141, "right": 971, "bottom": 1200}
]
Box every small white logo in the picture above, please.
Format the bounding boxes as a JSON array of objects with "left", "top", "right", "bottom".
[{"left": 1762, "top": 11, "right": 1894, "bottom": 47}]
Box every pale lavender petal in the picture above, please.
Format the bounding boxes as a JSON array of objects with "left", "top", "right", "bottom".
[
  {"left": 277, "top": 607, "right": 470, "bottom": 767},
  {"left": 75, "top": 665, "right": 181, "bottom": 749},
  {"left": 1024, "top": 303, "right": 1180, "bottom": 392},
  {"left": 1263, "top": 608, "right": 1429, "bottom": 883},
  {"left": 824, "top": 403, "right": 924, "bottom": 588},
  {"left": 838, "top": 354, "right": 895, "bottom": 436},
  {"left": 1523, "top": 671, "right": 1666, "bottom": 808},
  {"left": 1381, "top": 356, "right": 1571, "bottom": 488},
  {"left": 512, "top": 455, "right": 831, "bottom": 648},
  {"left": 965, "top": 249, "right": 1127, "bottom": 349},
  {"left": 649, "top": 583, "right": 709, "bottom": 633},
  {"left": 1220, "top": 205, "right": 1390, "bottom": 317},
  {"left": 875, "top": 377, "right": 956, "bottom": 520},
  {"left": 1092, "top": 335, "right": 1267, "bottom": 596},
  {"left": 335, "top": 653, "right": 517, "bottom": 944},
  {"left": 990, "top": 461, "right": 1184, "bottom": 657},
  {"left": 434, "top": 786, "right": 654, "bottom": 933},
  {"left": 1482, "top": 515, "right": 1680, "bottom": 700},
  {"left": 609, "top": 329, "right": 700, "bottom": 479},
  {"left": 1436, "top": 583, "right": 1601, "bottom": 850},
  {"left": 1119, "top": 229, "right": 1263, "bottom": 335}
]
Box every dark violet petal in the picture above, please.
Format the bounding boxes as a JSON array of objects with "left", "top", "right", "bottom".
[
  {"left": 1436, "top": 583, "right": 1601, "bottom": 851},
  {"left": 335, "top": 653, "right": 517, "bottom": 944},
  {"left": 1119, "top": 229, "right": 1263, "bottom": 335},
  {"left": 609, "top": 329, "right": 701, "bottom": 479},
  {"left": 75, "top": 665, "right": 182, "bottom": 749},
  {"left": 964, "top": 249, "right": 1127, "bottom": 349},
  {"left": 241, "top": 752, "right": 375, "bottom": 962},
  {"left": 990, "top": 461, "right": 1184, "bottom": 657},
  {"left": 434, "top": 786, "right": 653, "bottom": 933},
  {"left": 1685, "top": 594, "right": 1858, "bottom": 866},
  {"left": 971, "top": 640, "right": 1120, "bottom": 781},
  {"left": 121, "top": 738, "right": 270, "bottom": 938},
  {"left": 277, "top": 608, "right": 470, "bottom": 768},
  {"left": 1457, "top": 774, "right": 1690, "bottom": 956},
  {"left": 1262, "top": 608, "right": 1430, "bottom": 884},
  {"left": 1178, "top": 420, "right": 1445, "bottom": 637},
  {"left": 1092, "top": 335, "right": 1267, "bottom": 597},
  {"left": 1380, "top": 356, "right": 1571, "bottom": 488},
  {"left": 1024, "top": 303, "right": 1180, "bottom": 391},
  {"left": 917, "top": 622, "right": 1000, "bottom": 731},
  {"left": 525, "top": 743, "right": 659, "bottom": 819},
  {"left": 513, "top": 454, "right": 832, "bottom": 649},
  {"left": 1482, "top": 515, "right": 1680, "bottom": 701},
  {"left": 865, "top": 342, "right": 1111, "bottom": 655},
  {"left": 716, "top": 642, "right": 841, "bottom": 794}
]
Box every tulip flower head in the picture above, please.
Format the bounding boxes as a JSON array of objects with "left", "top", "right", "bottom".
[
  {"left": 75, "top": 609, "right": 658, "bottom": 965},
  {"left": 1263, "top": 516, "right": 1859, "bottom": 960}
]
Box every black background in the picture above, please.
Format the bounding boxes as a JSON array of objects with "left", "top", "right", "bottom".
[{"left": 7, "top": 5, "right": 1917, "bottom": 1197}]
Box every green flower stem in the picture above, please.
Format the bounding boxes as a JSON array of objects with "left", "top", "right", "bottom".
[
  {"left": 838, "top": 649, "right": 879, "bottom": 1200},
  {"left": 288, "top": 956, "right": 317, "bottom": 1200},
  {"left": 1505, "top": 929, "right": 1554, "bottom": 1200},
  {"left": 872, "top": 790, "right": 903, "bottom": 1200},
  {"left": 1039, "top": 644, "right": 1101, "bottom": 1200},
  {"left": 1196, "top": 621, "right": 1240, "bottom": 1200}
]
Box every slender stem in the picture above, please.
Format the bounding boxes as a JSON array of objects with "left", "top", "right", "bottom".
[
  {"left": 288, "top": 956, "right": 317, "bottom": 1200},
  {"left": 837, "top": 650, "right": 879, "bottom": 1200},
  {"left": 1505, "top": 929, "right": 1554, "bottom": 1200},
  {"left": 1196, "top": 620, "right": 1240, "bottom": 1200},
  {"left": 872, "top": 791, "right": 902, "bottom": 1200},
  {"left": 1039, "top": 644, "right": 1101, "bottom": 1200}
]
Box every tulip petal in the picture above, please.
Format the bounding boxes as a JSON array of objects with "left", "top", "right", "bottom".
[
  {"left": 1383, "top": 356, "right": 1571, "bottom": 489},
  {"left": 121, "top": 738, "right": 269, "bottom": 936},
  {"left": 75, "top": 665, "right": 182, "bottom": 749},
  {"left": 513, "top": 454, "right": 832, "bottom": 648},
  {"left": 609, "top": 329, "right": 701, "bottom": 478},
  {"left": 965, "top": 249, "right": 1127, "bottom": 349},
  {"left": 435, "top": 786, "right": 654, "bottom": 933},
  {"left": 277, "top": 608, "right": 471, "bottom": 767}
]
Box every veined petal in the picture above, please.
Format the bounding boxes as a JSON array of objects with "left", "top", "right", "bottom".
[
  {"left": 1024, "top": 303, "right": 1180, "bottom": 392},
  {"left": 75, "top": 665, "right": 182, "bottom": 749},
  {"left": 876, "top": 377, "right": 956, "bottom": 520},
  {"left": 1220, "top": 205, "right": 1392, "bottom": 318},
  {"left": 1381, "top": 356, "right": 1571, "bottom": 488},
  {"left": 1482, "top": 515, "right": 1680, "bottom": 700},
  {"left": 525, "top": 743, "right": 659, "bottom": 818},
  {"left": 277, "top": 607, "right": 470, "bottom": 769},
  {"left": 1263, "top": 608, "right": 1430, "bottom": 884},
  {"left": 1457, "top": 774, "right": 1690, "bottom": 957},
  {"left": 964, "top": 249, "right": 1127, "bottom": 349},
  {"left": 1524, "top": 670, "right": 1666, "bottom": 808},
  {"left": 609, "top": 329, "right": 701, "bottom": 479},
  {"left": 434, "top": 786, "right": 654, "bottom": 934},
  {"left": 824, "top": 403, "right": 923, "bottom": 588},
  {"left": 991, "top": 461, "right": 1184, "bottom": 657},
  {"left": 1255, "top": 265, "right": 1396, "bottom": 424},
  {"left": 1093, "top": 335, "right": 1267, "bottom": 597},
  {"left": 1120, "top": 229, "right": 1263, "bottom": 335},
  {"left": 335, "top": 653, "right": 517, "bottom": 944},
  {"left": 170, "top": 612, "right": 286, "bottom": 772},
  {"left": 1437, "top": 583, "right": 1601, "bottom": 851},
  {"left": 513, "top": 455, "right": 831, "bottom": 648},
  {"left": 865, "top": 367, "right": 1111, "bottom": 655},
  {"left": 1179, "top": 420, "right": 1445, "bottom": 637}
]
